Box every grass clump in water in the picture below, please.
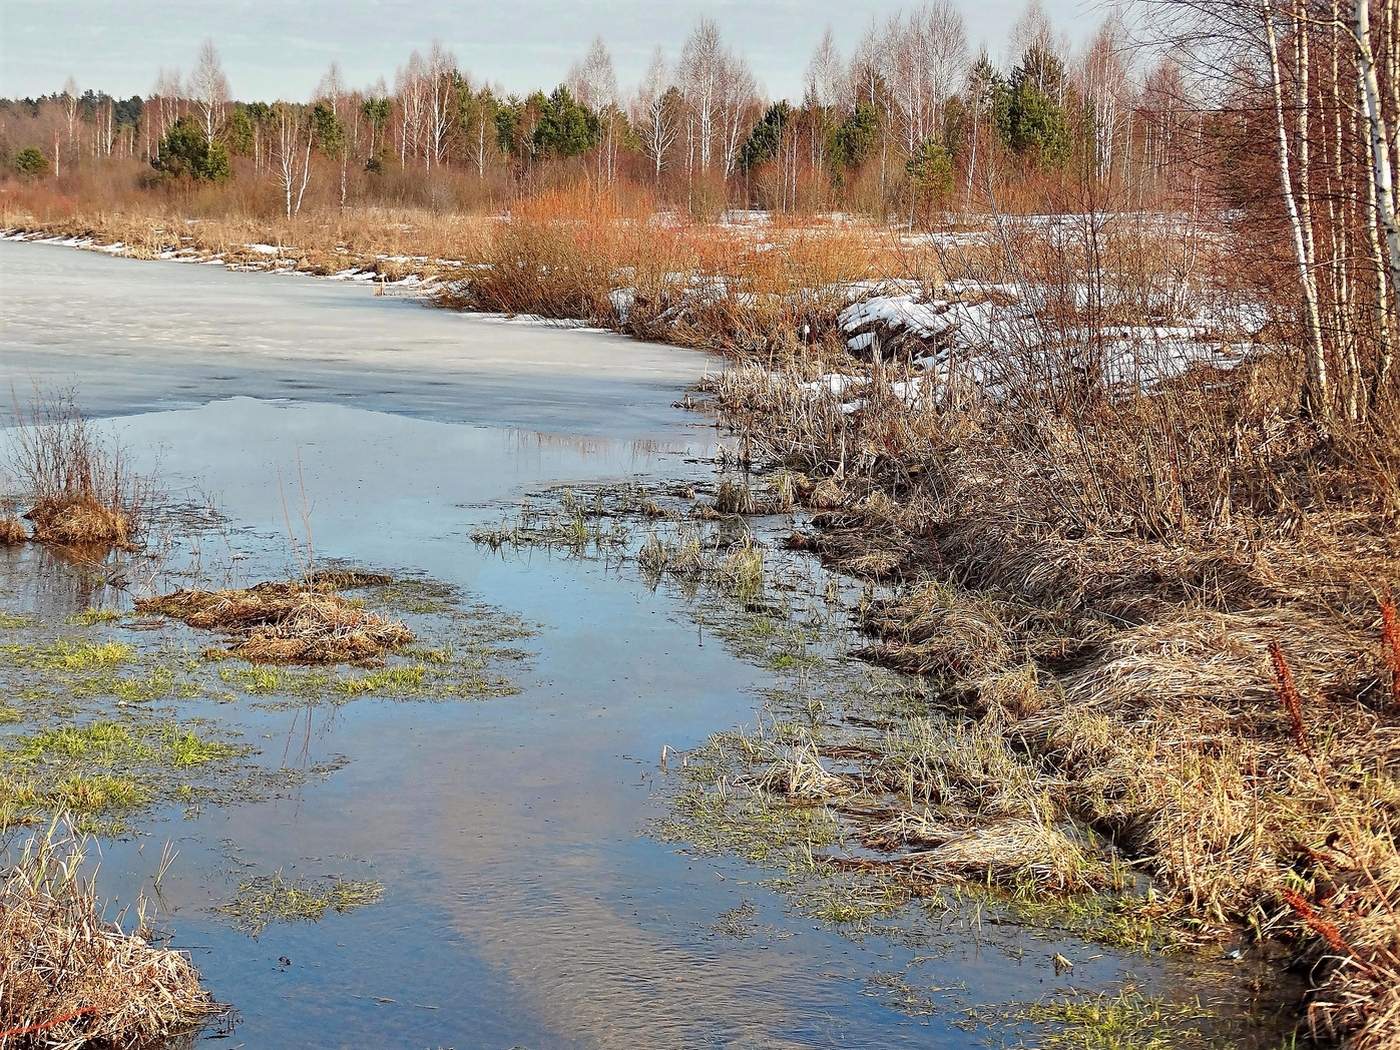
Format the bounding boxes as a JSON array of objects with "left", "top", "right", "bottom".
[
  {"left": 215, "top": 870, "right": 384, "bottom": 936},
  {"left": 334, "top": 664, "right": 428, "bottom": 696},
  {"left": 471, "top": 491, "right": 629, "bottom": 553},
  {"left": 136, "top": 577, "right": 414, "bottom": 664},
  {"left": 0, "top": 820, "right": 218, "bottom": 1045},
  {"left": 71, "top": 608, "right": 121, "bottom": 626},
  {"left": 7, "top": 390, "right": 149, "bottom": 549},
  {"left": 0, "top": 719, "right": 244, "bottom": 832},
  {"left": 1020, "top": 989, "right": 1212, "bottom": 1049},
  {"left": 4, "top": 639, "right": 136, "bottom": 672},
  {"left": 0, "top": 516, "right": 27, "bottom": 545}
]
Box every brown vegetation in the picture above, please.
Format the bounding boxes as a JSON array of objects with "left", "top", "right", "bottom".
[
  {"left": 6, "top": 392, "right": 146, "bottom": 549},
  {"left": 0, "top": 517, "right": 26, "bottom": 545},
  {"left": 708, "top": 313, "right": 1398, "bottom": 1046},
  {"left": 135, "top": 577, "right": 414, "bottom": 664},
  {"left": 0, "top": 822, "right": 216, "bottom": 1046}
]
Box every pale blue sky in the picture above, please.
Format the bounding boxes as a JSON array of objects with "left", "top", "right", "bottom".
[{"left": 0, "top": 0, "right": 1096, "bottom": 102}]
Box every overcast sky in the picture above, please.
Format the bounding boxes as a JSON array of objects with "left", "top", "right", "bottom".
[{"left": 1, "top": 0, "right": 1095, "bottom": 102}]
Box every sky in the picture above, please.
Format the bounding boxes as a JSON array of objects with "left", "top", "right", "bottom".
[{"left": 0, "top": 0, "right": 1095, "bottom": 103}]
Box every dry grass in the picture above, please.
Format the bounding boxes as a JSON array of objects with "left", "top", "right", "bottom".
[
  {"left": 0, "top": 517, "right": 27, "bottom": 546},
  {"left": 0, "top": 820, "right": 216, "bottom": 1046},
  {"left": 6, "top": 391, "right": 147, "bottom": 549},
  {"left": 135, "top": 577, "right": 413, "bottom": 664},
  {"left": 694, "top": 220, "right": 1399, "bottom": 1045}
]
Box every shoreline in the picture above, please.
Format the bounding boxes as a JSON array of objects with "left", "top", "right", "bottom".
[{"left": 5, "top": 210, "right": 1398, "bottom": 1047}]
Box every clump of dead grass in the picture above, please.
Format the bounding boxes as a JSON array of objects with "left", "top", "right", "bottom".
[
  {"left": 0, "top": 820, "right": 217, "bottom": 1045},
  {"left": 7, "top": 391, "right": 148, "bottom": 549},
  {"left": 135, "top": 577, "right": 413, "bottom": 664},
  {"left": 0, "top": 516, "right": 26, "bottom": 545}
]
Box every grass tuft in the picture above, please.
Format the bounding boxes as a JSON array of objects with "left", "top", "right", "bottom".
[
  {"left": 0, "top": 820, "right": 217, "bottom": 1044},
  {"left": 215, "top": 870, "right": 384, "bottom": 936}
]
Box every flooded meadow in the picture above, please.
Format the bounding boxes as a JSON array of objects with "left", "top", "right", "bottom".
[{"left": 0, "top": 240, "right": 1293, "bottom": 1048}]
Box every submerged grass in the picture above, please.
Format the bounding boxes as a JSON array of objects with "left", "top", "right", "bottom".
[
  {"left": 0, "top": 718, "right": 243, "bottom": 833},
  {"left": 1021, "top": 989, "right": 1213, "bottom": 1050},
  {"left": 2, "top": 639, "right": 136, "bottom": 672},
  {"left": 215, "top": 870, "right": 384, "bottom": 936}
]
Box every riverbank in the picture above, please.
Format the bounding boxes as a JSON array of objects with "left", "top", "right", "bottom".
[{"left": 4, "top": 205, "right": 1398, "bottom": 1047}]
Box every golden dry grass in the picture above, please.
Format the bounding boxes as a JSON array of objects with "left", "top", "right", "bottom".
[
  {"left": 0, "top": 517, "right": 27, "bottom": 546},
  {"left": 135, "top": 578, "right": 413, "bottom": 664},
  {"left": 6, "top": 392, "right": 147, "bottom": 550},
  {"left": 0, "top": 821, "right": 216, "bottom": 1046},
  {"left": 24, "top": 496, "right": 132, "bottom": 548}
]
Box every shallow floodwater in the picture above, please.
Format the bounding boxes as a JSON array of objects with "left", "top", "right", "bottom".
[{"left": 0, "top": 243, "right": 1277, "bottom": 1048}]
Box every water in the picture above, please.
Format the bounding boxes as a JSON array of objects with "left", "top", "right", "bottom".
[{"left": 0, "top": 241, "right": 1281, "bottom": 1048}]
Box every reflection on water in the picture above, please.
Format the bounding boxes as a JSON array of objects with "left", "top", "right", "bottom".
[
  {"left": 0, "top": 398, "right": 1161, "bottom": 1048},
  {"left": 0, "top": 242, "right": 1271, "bottom": 1049}
]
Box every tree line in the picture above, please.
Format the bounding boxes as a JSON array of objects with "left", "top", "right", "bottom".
[{"left": 0, "top": 3, "right": 1203, "bottom": 220}]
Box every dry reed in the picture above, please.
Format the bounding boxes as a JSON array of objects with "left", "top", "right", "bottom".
[
  {"left": 7, "top": 391, "right": 147, "bottom": 549},
  {"left": 0, "top": 517, "right": 27, "bottom": 546},
  {"left": 0, "top": 820, "right": 217, "bottom": 1046}
]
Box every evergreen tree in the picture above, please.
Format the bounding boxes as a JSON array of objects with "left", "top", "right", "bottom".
[
  {"left": 906, "top": 138, "right": 954, "bottom": 199},
  {"left": 14, "top": 146, "right": 48, "bottom": 177},
  {"left": 995, "top": 47, "right": 1070, "bottom": 165},
  {"left": 531, "top": 86, "right": 598, "bottom": 158},
  {"left": 225, "top": 105, "right": 255, "bottom": 156},
  {"left": 830, "top": 103, "right": 879, "bottom": 172},
  {"left": 739, "top": 101, "right": 790, "bottom": 171},
  {"left": 150, "top": 115, "right": 230, "bottom": 181},
  {"left": 311, "top": 100, "right": 345, "bottom": 155}
]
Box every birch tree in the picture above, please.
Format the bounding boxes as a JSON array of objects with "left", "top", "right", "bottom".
[
  {"left": 190, "top": 40, "right": 229, "bottom": 146},
  {"left": 1353, "top": 0, "right": 1400, "bottom": 326},
  {"left": 272, "top": 102, "right": 313, "bottom": 219},
  {"left": 425, "top": 42, "right": 456, "bottom": 169},
  {"left": 632, "top": 49, "right": 679, "bottom": 182},
  {"left": 395, "top": 51, "right": 427, "bottom": 168},
  {"left": 1262, "top": 0, "right": 1330, "bottom": 412},
  {"left": 568, "top": 37, "right": 621, "bottom": 183},
  {"left": 316, "top": 63, "right": 351, "bottom": 206}
]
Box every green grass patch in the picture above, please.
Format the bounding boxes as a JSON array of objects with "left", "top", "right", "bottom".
[
  {"left": 2, "top": 640, "right": 136, "bottom": 671},
  {"left": 0, "top": 718, "right": 246, "bottom": 832},
  {"left": 215, "top": 870, "right": 385, "bottom": 936},
  {"left": 1021, "top": 990, "right": 1213, "bottom": 1049},
  {"left": 71, "top": 608, "right": 122, "bottom": 626}
]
